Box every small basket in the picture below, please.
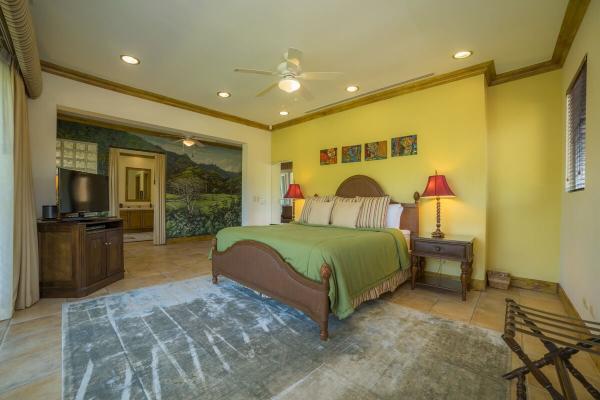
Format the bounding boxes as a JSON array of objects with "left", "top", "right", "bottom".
[{"left": 487, "top": 270, "right": 511, "bottom": 290}]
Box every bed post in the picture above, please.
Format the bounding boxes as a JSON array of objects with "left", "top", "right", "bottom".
[
  {"left": 319, "top": 263, "right": 332, "bottom": 341},
  {"left": 211, "top": 238, "right": 219, "bottom": 284}
]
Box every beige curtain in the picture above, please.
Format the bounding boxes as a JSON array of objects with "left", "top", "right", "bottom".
[
  {"left": 0, "top": 0, "right": 43, "bottom": 98},
  {"left": 108, "top": 148, "right": 120, "bottom": 217},
  {"left": 153, "top": 153, "right": 166, "bottom": 245},
  {"left": 12, "top": 65, "right": 39, "bottom": 310},
  {"left": 0, "top": 57, "right": 14, "bottom": 320}
]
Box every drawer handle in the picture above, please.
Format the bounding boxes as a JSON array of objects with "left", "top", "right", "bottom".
[{"left": 434, "top": 246, "right": 441, "bottom": 252}]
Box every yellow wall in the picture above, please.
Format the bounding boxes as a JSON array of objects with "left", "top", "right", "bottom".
[
  {"left": 486, "top": 71, "right": 563, "bottom": 282},
  {"left": 273, "top": 76, "right": 489, "bottom": 281},
  {"left": 559, "top": 0, "right": 600, "bottom": 321}
]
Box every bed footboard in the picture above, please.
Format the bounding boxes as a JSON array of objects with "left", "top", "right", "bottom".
[{"left": 211, "top": 238, "right": 332, "bottom": 340}]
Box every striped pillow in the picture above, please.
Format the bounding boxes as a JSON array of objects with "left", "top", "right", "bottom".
[
  {"left": 356, "top": 196, "right": 391, "bottom": 228},
  {"left": 299, "top": 195, "right": 334, "bottom": 224}
]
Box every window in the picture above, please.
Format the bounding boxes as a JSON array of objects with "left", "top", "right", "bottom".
[
  {"left": 566, "top": 57, "right": 587, "bottom": 192},
  {"left": 56, "top": 139, "right": 98, "bottom": 173}
]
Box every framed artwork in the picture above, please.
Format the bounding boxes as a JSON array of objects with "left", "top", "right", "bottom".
[
  {"left": 320, "top": 147, "right": 338, "bottom": 165},
  {"left": 342, "top": 144, "right": 361, "bottom": 163},
  {"left": 365, "top": 141, "right": 387, "bottom": 161},
  {"left": 391, "top": 135, "right": 418, "bottom": 157}
]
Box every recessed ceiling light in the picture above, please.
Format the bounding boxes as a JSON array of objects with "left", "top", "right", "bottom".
[
  {"left": 453, "top": 50, "right": 473, "bottom": 59},
  {"left": 346, "top": 85, "right": 359, "bottom": 93},
  {"left": 120, "top": 55, "right": 140, "bottom": 65},
  {"left": 217, "top": 91, "right": 231, "bottom": 98},
  {"left": 279, "top": 111, "right": 289, "bottom": 116}
]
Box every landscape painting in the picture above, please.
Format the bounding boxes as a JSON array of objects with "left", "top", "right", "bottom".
[
  {"left": 392, "top": 135, "right": 418, "bottom": 156},
  {"left": 57, "top": 119, "right": 242, "bottom": 238},
  {"left": 342, "top": 145, "right": 361, "bottom": 163},
  {"left": 365, "top": 140, "right": 387, "bottom": 161},
  {"left": 320, "top": 147, "right": 337, "bottom": 165}
]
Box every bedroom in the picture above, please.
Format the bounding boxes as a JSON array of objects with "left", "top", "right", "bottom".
[{"left": 0, "top": 0, "right": 598, "bottom": 399}]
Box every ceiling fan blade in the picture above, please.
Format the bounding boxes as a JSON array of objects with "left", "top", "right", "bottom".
[
  {"left": 300, "top": 72, "right": 343, "bottom": 80},
  {"left": 284, "top": 48, "right": 303, "bottom": 66},
  {"left": 234, "top": 68, "right": 277, "bottom": 76},
  {"left": 256, "top": 82, "right": 279, "bottom": 97}
]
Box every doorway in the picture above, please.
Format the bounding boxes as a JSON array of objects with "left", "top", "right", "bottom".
[{"left": 108, "top": 148, "right": 166, "bottom": 244}]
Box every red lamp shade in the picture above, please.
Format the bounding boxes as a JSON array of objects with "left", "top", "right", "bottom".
[
  {"left": 421, "top": 173, "right": 455, "bottom": 198},
  {"left": 284, "top": 183, "right": 304, "bottom": 199}
]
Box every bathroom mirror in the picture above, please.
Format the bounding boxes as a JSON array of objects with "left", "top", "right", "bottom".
[{"left": 126, "top": 167, "right": 152, "bottom": 202}]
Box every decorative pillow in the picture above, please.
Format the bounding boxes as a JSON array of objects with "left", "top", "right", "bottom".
[
  {"left": 385, "top": 204, "right": 404, "bottom": 229},
  {"left": 299, "top": 195, "right": 333, "bottom": 223},
  {"left": 331, "top": 200, "right": 364, "bottom": 228},
  {"left": 356, "top": 196, "right": 391, "bottom": 228},
  {"left": 307, "top": 201, "right": 335, "bottom": 225}
]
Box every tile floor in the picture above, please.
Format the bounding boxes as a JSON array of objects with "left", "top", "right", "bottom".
[{"left": 0, "top": 238, "right": 598, "bottom": 399}]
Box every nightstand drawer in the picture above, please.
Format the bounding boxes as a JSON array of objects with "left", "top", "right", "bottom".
[{"left": 413, "top": 240, "right": 467, "bottom": 260}]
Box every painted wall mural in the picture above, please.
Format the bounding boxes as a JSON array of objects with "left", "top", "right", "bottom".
[{"left": 57, "top": 120, "right": 242, "bottom": 238}]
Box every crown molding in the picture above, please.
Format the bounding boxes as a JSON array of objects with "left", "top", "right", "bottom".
[
  {"left": 272, "top": 61, "right": 495, "bottom": 130},
  {"left": 41, "top": 0, "right": 589, "bottom": 132},
  {"left": 41, "top": 61, "right": 270, "bottom": 131},
  {"left": 271, "top": 0, "right": 590, "bottom": 130}
]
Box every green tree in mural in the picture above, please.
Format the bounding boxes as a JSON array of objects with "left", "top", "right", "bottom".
[{"left": 168, "top": 171, "right": 206, "bottom": 215}]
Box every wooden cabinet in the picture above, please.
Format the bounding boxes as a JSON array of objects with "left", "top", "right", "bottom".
[
  {"left": 121, "top": 209, "right": 154, "bottom": 232},
  {"left": 38, "top": 218, "right": 124, "bottom": 298}
]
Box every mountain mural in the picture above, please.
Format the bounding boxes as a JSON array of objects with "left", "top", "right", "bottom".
[{"left": 57, "top": 120, "right": 242, "bottom": 238}]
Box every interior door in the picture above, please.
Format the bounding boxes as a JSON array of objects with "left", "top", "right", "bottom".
[
  {"left": 85, "top": 231, "right": 107, "bottom": 285},
  {"left": 105, "top": 229, "right": 123, "bottom": 276}
]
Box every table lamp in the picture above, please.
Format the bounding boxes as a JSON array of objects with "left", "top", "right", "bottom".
[
  {"left": 421, "top": 171, "right": 455, "bottom": 238},
  {"left": 284, "top": 183, "right": 304, "bottom": 221}
]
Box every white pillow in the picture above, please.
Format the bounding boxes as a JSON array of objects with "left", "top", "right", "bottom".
[
  {"left": 307, "top": 201, "right": 334, "bottom": 225},
  {"left": 331, "top": 201, "right": 363, "bottom": 228},
  {"left": 385, "top": 204, "right": 404, "bottom": 228}
]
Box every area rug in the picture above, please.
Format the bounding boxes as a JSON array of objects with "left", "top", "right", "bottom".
[
  {"left": 123, "top": 231, "right": 153, "bottom": 243},
  {"left": 62, "top": 277, "right": 510, "bottom": 400}
]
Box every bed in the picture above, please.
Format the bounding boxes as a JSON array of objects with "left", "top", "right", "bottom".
[{"left": 211, "top": 175, "right": 420, "bottom": 340}]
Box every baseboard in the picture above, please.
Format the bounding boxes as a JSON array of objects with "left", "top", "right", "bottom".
[
  {"left": 557, "top": 284, "right": 600, "bottom": 374},
  {"left": 509, "top": 276, "right": 558, "bottom": 294}
]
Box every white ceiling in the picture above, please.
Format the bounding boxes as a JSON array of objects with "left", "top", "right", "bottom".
[{"left": 31, "top": 0, "right": 568, "bottom": 126}]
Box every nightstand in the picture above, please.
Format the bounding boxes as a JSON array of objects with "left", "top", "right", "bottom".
[{"left": 410, "top": 235, "right": 474, "bottom": 301}]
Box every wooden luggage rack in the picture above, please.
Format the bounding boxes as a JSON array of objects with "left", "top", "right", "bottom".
[{"left": 502, "top": 299, "right": 600, "bottom": 399}]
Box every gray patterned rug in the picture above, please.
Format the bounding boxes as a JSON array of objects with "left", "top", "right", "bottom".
[{"left": 62, "top": 277, "right": 510, "bottom": 400}]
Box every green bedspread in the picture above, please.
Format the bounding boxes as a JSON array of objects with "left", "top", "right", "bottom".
[{"left": 214, "top": 223, "right": 410, "bottom": 318}]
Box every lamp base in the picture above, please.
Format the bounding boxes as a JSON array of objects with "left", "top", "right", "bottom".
[{"left": 431, "top": 229, "right": 445, "bottom": 238}]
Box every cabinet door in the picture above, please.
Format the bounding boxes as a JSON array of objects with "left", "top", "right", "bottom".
[
  {"left": 106, "top": 229, "right": 123, "bottom": 276},
  {"left": 142, "top": 210, "right": 154, "bottom": 229},
  {"left": 85, "top": 231, "right": 107, "bottom": 285},
  {"left": 129, "top": 211, "right": 142, "bottom": 230}
]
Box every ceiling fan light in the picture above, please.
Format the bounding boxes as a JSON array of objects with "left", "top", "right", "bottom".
[
  {"left": 278, "top": 77, "right": 301, "bottom": 93},
  {"left": 182, "top": 139, "right": 195, "bottom": 147}
]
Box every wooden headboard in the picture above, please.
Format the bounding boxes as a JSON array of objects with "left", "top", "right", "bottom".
[{"left": 335, "top": 175, "right": 420, "bottom": 236}]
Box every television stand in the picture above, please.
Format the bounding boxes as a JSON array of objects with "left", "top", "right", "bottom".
[{"left": 37, "top": 218, "right": 124, "bottom": 298}]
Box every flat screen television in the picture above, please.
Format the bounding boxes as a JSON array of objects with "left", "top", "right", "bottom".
[{"left": 58, "top": 168, "right": 109, "bottom": 215}]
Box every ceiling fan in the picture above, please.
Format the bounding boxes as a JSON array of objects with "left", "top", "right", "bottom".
[
  {"left": 234, "top": 48, "right": 342, "bottom": 99},
  {"left": 172, "top": 136, "right": 204, "bottom": 148}
]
